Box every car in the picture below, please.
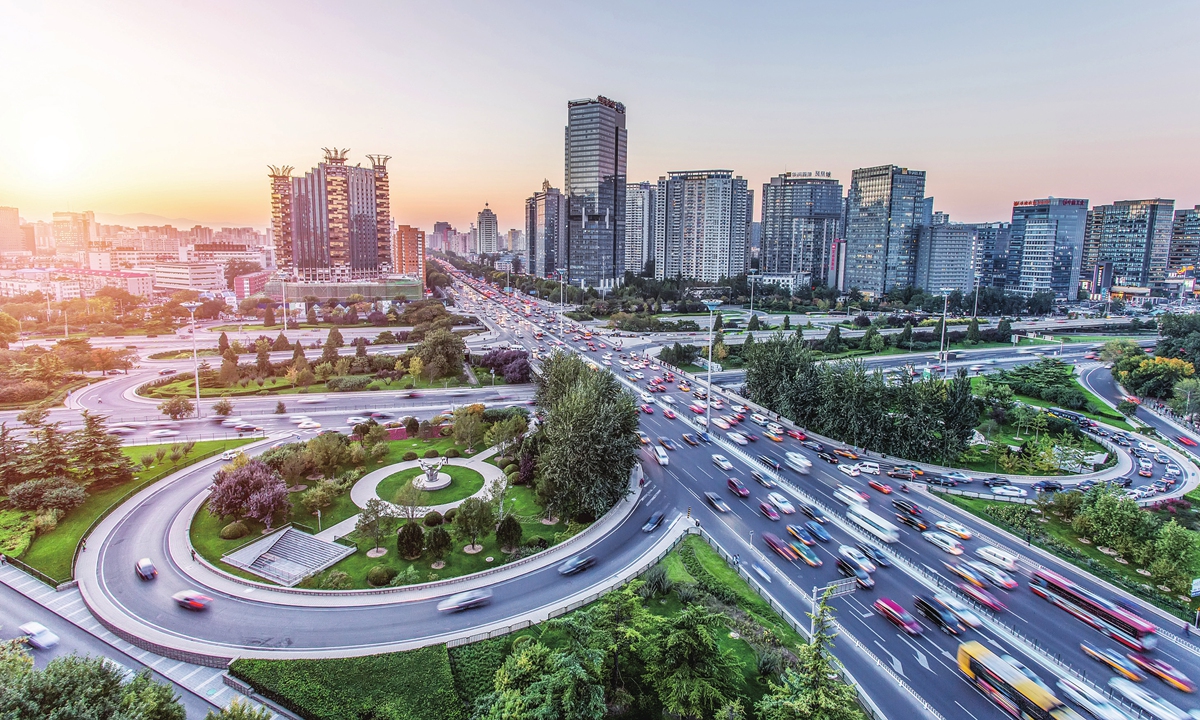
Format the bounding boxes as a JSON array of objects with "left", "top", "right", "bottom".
[
  {"left": 689, "top": 404, "right": 705, "bottom": 414},
  {"left": 802, "top": 440, "right": 825, "bottom": 452},
  {"left": 1165, "top": 464, "right": 1181, "bottom": 477},
  {"left": 806, "top": 521, "right": 832, "bottom": 543},
  {"left": 886, "top": 468, "right": 915, "bottom": 481},
  {"left": 297, "top": 420, "right": 322, "bottom": 430},
  {"left": 923, "top": 531, "right": 963, "bottom": 555},
  {"left": 135, "top": 558, "right": 157, "bottom": 580},
  {"left": 800, "top": 503, "right": 827, "bottom": 524},
  {"left": 1138, "top": 464, "right": 1154, "bottom": 478},
  {"left": 837, "top": 463, "right": 860, "bottom": 478},
  {"left": 982, "top": 476, "right": 1010, "bottom": 487},
  {"left": 558, "top": 554, "right": 597, "bottom": 575},
  {"left": 895, "top": 513, "right": 929, "bottom": 532},
  {"left": 892, "top": 463, "right": 923, "bottom": 476},
  {"left": 713, "top": 418, "right": 731, "bottom": 430},
  {"left": 642, "top": 511, "right": 665, "bottom": 533},
  {"left": 924, "top": 475, "right": 958, "bottom": 487},
  {"left": 727, "top": 477, "right": 750, "bottom": 497},
  {"left": 1081, "top": 643, "right": 1144, "bottom": 681},
  {"left": 704, "top": 492, "right": 730, "bottom": 512},
  {"left": 817, "top": 451, "right": 839, "bottom": 464},
  {"left": 792, "top": 541, "right": 823, "bottom": 567},
  {"left": 891, "top": 497, "right": 920, "bottom": 515},
  {"left": 839, "top": 544, "right": 876, "bottom": 573},
  {"left": 767, "top": 492, "right": 795, "bottom": 514},
  {"left": 158, "top": 368, "right": 178, "bottom": 376},
  {"left": 856, "top": 461, "right": 880, "bottom": 475},
  {"left": 1108, "top": 677, "right": 1189, "bottom": 720},
  {"left": 913, "top": 595, "right": 963, "bottom": 635},
  {"left": 682, "top": 434, "right": 699, "bottom": 446},
  {"left": 346, "top": 416, "right": 371, "bottom": 425},
  {"left": 965, "top": 560, "right": 1018, "bottom": 590},
  {"left": 974, "top": 545, "right": 1018, "bottom": 571},
  {"left": 833, "top": 448, "right": 858, "bottom": 460},
  {"left": 437, "top": 588, "right": 494, "bottom": 612},
  {"left": 764, "top": 432, "right": 784, "bottom": 442},
  {"left": 147, "top": 429, "right": 180, "bottom": 438},
  {"left": 18, "top": 622, "right": 60, "bottom": 649},
  {"left": 856, "top": 543, "right": 892, "bottom": 568},
  {"left": 658, "top": 437, "right": 677, "bottom": 451},
  {"left": 786, "top": 429, "right": 806, "bottom": 440},
  {"left": 1127, "top": 653, "right": 1197, "bottom": 693},
  {"left": 756, "top": 455, "right": 781, "bottom": 471},
  {"left": 836, "top": 558, "right": 874, "bottom": 589},
  {"left": 172, "top": 591, "right": 213, "bottom": 611},
  {"left": 1138, "top": 441, "right": 1159, "bottom": 453},
  {"left": 653, "top": 445, "right": 669, "bottom": 466},
  {"left": 220, "top": 450, "right": 241, "bottom": 460},
  {"left": 958, "top": 582, "right": 1006, "bottom": 612},
  {"left": 233, "top": 423, "right": 262, "bottom": 432},
  {"left": 944, "top": 471, "right": 973, "bottom": 483},
  {"left": 1055, "top": 677, "right": 1134, "bottom": 720},
  {"left": 662, "top": 408, "right": 677, "bottom": 419},
  {"left": 639, "top": 404, "right": 654, "bottom": 414},
  {"left": 637, "top": 431, "right": 651, "bottom": 444},
  {"left": 1178, "top": 435, "right": 1198, "bottom": 447},
  {"left": 370, "top": 412, "right": 393, "bottom": 420},
  {"left": 787, "top": 524, "right": 815, "bottom": 545},
  {"left": 1153, "top": 453, "right": 1170, "bottom": 465},
  {"left": 867, "top": 478, "right": 892, "bottom": 494},
  {"left": 712, "top": 454, "right": 734, "bottom": 471},
  {"left": 944, "top": 561, "right": 988, "bottom": 587},
  {"left": 750, "top": 470, "right": 775, "bottom": 488},
  {"left": 759, "top": 502, "right": 781, "bottom": 520},
  {"left": 935, "top": 520, "right": 972, "bottom": 540},
  {"left": 991, "top": 485, "right": 1028, "bottom": 498},
  {"left": 933, "top": 593, "right": 983, "bottom": 628},
  {"left": 874, "top": 598, "right": 923, "bottom": 635},
  {"left": 726, "top": 430, "right": 747, "bottom": 444},
  {"left": 763, "top": 532, "right": 798, "bottom": 561}
]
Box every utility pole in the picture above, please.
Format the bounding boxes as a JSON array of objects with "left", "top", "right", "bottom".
[{"left": 703, "top": 300, "right": 722, "bottom": 431}]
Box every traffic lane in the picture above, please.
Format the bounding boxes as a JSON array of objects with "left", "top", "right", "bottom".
[
  {"left": 1083, "top": 364, "right": 1200, "bottom": 450},
  {"left": 0, "top": 583, "right": 219, "bottom": 719}
]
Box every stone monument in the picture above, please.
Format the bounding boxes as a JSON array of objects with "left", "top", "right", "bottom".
[{"left": 414, "top": 456, "right": 452, "bottom": 491}]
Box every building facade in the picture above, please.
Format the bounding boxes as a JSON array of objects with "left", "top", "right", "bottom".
[
  {"left": 654, "top": 170, "right": 752, "bottom": 282},
  {"left": 525, "top": 182, "right": 568, "bottom": 279},
  {"left": 1006, "top": 197, "right": 1088, "bottom": 299},
  {"left": 268, "top": 149, "right": 392, "bottom": 282},
  {"left": 624, "top": 181, "right": 656, "bottom": 276},
  {"left": 233, "top": 269, "right": 273, "bottom": 301},
  {"left": 0, "top": 207, "right": 22, "bottom": 253},
  {"left": 52, "top": 211, "right": 98, "bottom": 259},
  {"left": 1171, "top": 206, "right": 1200, "bottom": 272},
  {"left": 139, "top": 262, "right": 225, "bottom": 291},
  {"left": 843, "top": 165, "right": 927, "bottom": 299},
  {"left": 393, "top": 225, "right": 426, "bottom": 282},
  {"left": 476, "top": 205, "right": 498, "bottom": 254},
  {"left": 565, "top": 96, "right": 627, "bottom": 288},
  {"left": 1083, "top": 199, "right": 1174, "bottom": 288},
  {"left": 759, "top": 172, "right": 843, "bottom": 286},
  {"left": 915, "top": 223, "right": 977, "bottom": 294},
  {"left": 970, "top": 222, "right": 1011, "bottom": 290}
]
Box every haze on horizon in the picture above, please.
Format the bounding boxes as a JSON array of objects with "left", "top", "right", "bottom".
[{"left": 2, "top": 0, "right": 1198, "bottom": 233}]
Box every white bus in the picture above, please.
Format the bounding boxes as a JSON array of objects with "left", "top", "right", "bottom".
[{"left": 847, "top": 506, "right": 900, "bottom": 544}]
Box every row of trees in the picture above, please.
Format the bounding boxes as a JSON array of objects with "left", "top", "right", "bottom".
[
  {"left": 0, "top": 337, "right": 138, "bottom": 404},
  {"left": 987, "top": 357, "right": 1093, "bottom": 411},
  {"left": 1105, "top": 337, "right": 1197, "bottom": 403},
  {"left": 743, "top": 333, "right": 980, "bottom": 464}
]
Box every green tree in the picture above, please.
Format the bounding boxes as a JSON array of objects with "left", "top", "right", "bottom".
[
  {"left": 1150, "top": 519, "right": 1197, "bottom": 592},
  {"left": 966, "top": 317, "right": 981, "bottom": 343},
  {"left": 0, "top": 654, "right": 185, "bottom": 720},
  {"left": 212, "top": 398, "right": 234, "bottom": 416},
  {"left": 782, "top": 314, "right": 791, "bottom": 330},
  {"left": 484, "top": 414, "right": 527, "bottom": 455},
  {"left": 1117, "top": 399, "right": 1139, "bottom": 417},
  {"left": 263, "top": 303, "right": 275, "bottom": 327},
  {"left": 0, "top": 423, "right": 27, "bottom": 492},
  {"left": 218, "top": 357, "right": 239, "bottom": 386},
  {"left": 255, "top": 339, "right": 272, "bottom": 375},
  {"left": 996, "top": 317, "right": 1012, "bottom": 342},
  {"left": 747, "top": 314, "right": 760, "bottom": 331},
  {"left": 415, "top": 327, "right": 466, "bottom": 380},
  {"left": 30, "top": 422, "right": 73, "bottom": 483},
  {"left": 356, "top": 497, "right": 398, "bottom": 550},
  {"left": 712, "top": 312, "right": 723, "bottom": 332},
  {"left": 475, "top": 642, "right": 606, "bottom": 720},
  {"left": 643, "top": 604, "right": 743, "bottom": 719},
  {"left": 158, "top": 396, "right": 195, "bottom": 420},
  {"left": 272, "top": 332, "right": 291, "bottom": 351},
  {"left": 69, "top": 411, "right": 134, "bottom": 490},
  {"left": 426, "top": 525, "right": 452, "bottom": 562},
  {"left": 306, "top": 432, "right": 349, "bottom": 478},
  {"left": 453, "top": 408, "right": 486, "bottom": 452},
  {"left": 496, "top": 514, "right": 523, "bottom": 551},
  {"left": 454, "top": 496, "right": 495, "bottom": 550},
  {"left": 822, "top": 325, "right": 844, "bottom": 354},
  {"left": 205, "top": 698, "right": 273, "bottom": 720},
  {"left": 217, "top": 331, "right": 230, "bottom": 354},
  {"left": 858, "top": 325, "right": 880, "bottom": 353},
  {"left": 396, "top": 519, "right": 425, "bottom": 559}
]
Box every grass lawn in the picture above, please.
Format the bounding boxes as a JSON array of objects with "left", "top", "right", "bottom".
[
  {"left": 16, "top": 438, "right": 256, "bottom": 583},
  {"left": 970, "top": 375, "right": 1134, "bottom": 431},
  {"left": 375, "top": 466, "right": 486, "bottom": 506},
  {"left": 147, "top": 348, "right": 220, "bottom": 360},
  {"left": 143, "top": 374, "right": 466, "bottom": 399}
]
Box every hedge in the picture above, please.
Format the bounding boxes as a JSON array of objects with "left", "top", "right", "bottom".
[
  {"left": 677, "top": 542, "right": 739, "bottom": 605},
  {"left": 447, "top": 636, "right": 511, "bottom": 708},
  {"left": 230, "top": 645, "right": 464, "bottom": 720}
]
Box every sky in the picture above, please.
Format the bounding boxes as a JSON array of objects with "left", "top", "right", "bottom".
[{"left": 2, "top": 0, "right": 1199, "bottom": 232}]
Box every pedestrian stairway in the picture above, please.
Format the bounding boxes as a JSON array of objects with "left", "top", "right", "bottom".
[{"left": 224, "top": 527, "right": 354, "bottom": 587}]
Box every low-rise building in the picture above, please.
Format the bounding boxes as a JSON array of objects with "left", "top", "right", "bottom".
[
  {"left": 136, "top": 262, "right": 225, "bottom": 291},
  {"left": 233, "top": 269, "right": 274, "bottom": 301}
]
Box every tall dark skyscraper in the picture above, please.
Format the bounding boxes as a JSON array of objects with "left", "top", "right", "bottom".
[
  {"left": 1170, "top": 206, "right": 1200, "bottom": 272},
  {"left": 1084, "top": 199, "right": 1174, "bottom": 287},
  {"left": 525, "top": 181, "right": 567, "bottom": 279},
  {"left": 565, "top": 96, "right": 627, "bottom": 288},
  {"left": 844, "top": 165, "right": 926, "bottom": 299},
  {"left": 759, "top": 172, "right": 843, "bottom": 285},
  {"left": 1006, "top": 197, "right": 1088, "bottom": 299}
]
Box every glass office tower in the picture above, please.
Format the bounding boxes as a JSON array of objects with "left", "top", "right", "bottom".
[
  {"left": 759, "top": 172, "right": 843, "bottom": 285},
  {"left": 565, "top": 96, "right": 627, "bottom": 288},
  {"left": 844, "top": 165, "right": 926, "bottom": 299},
  {"left": 1007, "top": 197, "right": 1088, "bottom": 299}
]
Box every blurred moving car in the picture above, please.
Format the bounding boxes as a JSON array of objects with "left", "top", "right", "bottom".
[{"left": 437, "top": 588, "right": 493, "bottom": 612}]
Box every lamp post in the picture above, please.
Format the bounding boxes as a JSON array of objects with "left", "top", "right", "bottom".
[
  {"left": 972, "top": 274, "right": 981, "bottom": 318},
  {"left": 181, "top": 300, "right": 203, "bottom": 418},
  {"left": 703, "top": 300, "right": 722, "bottom": 431},
  {"left": 938, "top": 289, "right": 953, "bottom": 379}
]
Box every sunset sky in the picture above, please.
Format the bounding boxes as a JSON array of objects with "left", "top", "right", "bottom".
[{"left": 2, "top": 1, "right": 1198, "bottom": 232}]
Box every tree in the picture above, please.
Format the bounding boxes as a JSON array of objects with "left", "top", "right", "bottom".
[
  {"left": 484, "top": 414, "right": 527, "bottom": 455},
  {"left": 255, "top": 339, "right": 272, "bottom": 375},
  {"left": 218, "top": 331, "right": 230, "bottom": 354},
  {"left": 712, "top": 312, "right": 723, "bottom": 332},
  {"left": 205, "top": 697, "right": 273, "bottom": 720},
  {"left": 404, "top": 416, "right": 420, "bottom": 438},
  {"left": 396, "top": 520, "right": 425, "bottom": 559},
  {"left": 29, "top": 422, "right": 73, "bottom": 483},
  {"left": 782, "top": 315, "right": 791, "bottom": 330},
  {"left": 415, "top": 327, "right": 466, "bottom": 380},
  {"left": 207, "top": 459, "right": 287, "bottom": 525},
  {"left": 158, "top": 396, "right": 195, "bottom": 420},
  {"left": 0, "top": 423, "right": 27, "bottom": 492},
  {"left": 426, "top": 525, "right": 452, "bottom": 562},
  {"left": 213, "top": 398, "right": 234, "bottom": 416},
  {"left": 643, "top": 604, "right": 743, "bottom": 720},
  {"left": 746, "top": 314, "right": 760, "bottom": 332},
  {"left": 392, "top": 479, "right": 425, "bottom": 522},
  {"left": 408, "top": 356, "right": 424, "bottom": 382},
  {"left": 69, "top": 411, "right": 134, "bottom": 490},
  {"left": 475, "top": 642, "right": 606, "bottom": 720},
  {"left": 223, "top": 260, "right": 263, "bottom": 290},
  {"left": 0, "top": 654, "right": 185, "bottom": 720},
  {"left": 996, "top": 317, "right": 1012, "bottom": 342},
  {"left": 356, "top": 497, "right": 398, "bottom": 551},
  {"left": 966, "top": 317, "right": 981, "bottom": 343},
  {"left": 453, "top": 409, "right": 486, "bottom": 452},
  {"left": 306, "top": 432, "right": 349, "bottom": 478},
  {"left": 822, "top": 325, "right": 844, "bottom": 354},
  {"left": 272, "top": 332, "right": 291, "bottom": 351},
  {"left": 454, "top": 496, "right": 495, "bottom": 550},
  {"left": 275, "top": 400, "right": 287, "bottom": 414},
  {"left": 496, "top": 514, "right": 523, "bottom": 551},
  {"left": 1150, "top": 519, "right": 1197, "bottom": 592},
  {"left": 363, "top": 423, "right": 390, "bottom": 449}
]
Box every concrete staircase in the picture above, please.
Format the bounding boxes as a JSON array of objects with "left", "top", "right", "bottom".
[{"left": 225, "top": 527, "right": 354, "bottom": 587}]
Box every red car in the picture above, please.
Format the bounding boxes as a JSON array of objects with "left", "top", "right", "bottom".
[
  {"left": 763, "top": 533, "right": 798, "bottom": 560},
  {"left": 1179, "top": 436, "right": 1198, "bottom": 447},
  {"left": 662, "top": 409, "right": 677, "bottom": 419},
  {"left": 958, "top": 582, "right": 1005, "bottom": 612},
  {"left": 874, "top": 598, "right": 922, "bottom": 635},
  {"left": 640, "top": 404, "right": 654, "bottom": 414},
  {"left": 759, "top": 502, "right": 781, "bottom": 520},
  {"left": 690, "top": 404, "right": 705, "bottom": 414},
  {"left": 868, "top": 479, "right": 892, "bottom": 494},
  {"left": 786, "top": 429, "right": 806, "bottom": 441},
  {"left": 727, "top": 477, "right": 750, "bottom": 497}
]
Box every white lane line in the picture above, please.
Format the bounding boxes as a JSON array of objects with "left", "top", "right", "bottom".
[
  {"left": 954, "top": 701, "right": 982, "bottom": 720},
  {"left": 873, "top": 640, "right": 907, "bottom": 678}
]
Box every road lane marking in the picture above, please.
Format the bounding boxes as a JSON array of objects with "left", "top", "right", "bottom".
[{"left": 873, "top": 640, "right": 907, "bottom": 678}]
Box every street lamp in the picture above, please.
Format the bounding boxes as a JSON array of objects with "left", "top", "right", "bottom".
[
  {"left": 180, "top": 300, "right": 203, "bottom": 418},
  {"left": 938, "top": 288, "right": 954, "bottom": 379},
  {"left": 703, "top": 300, "right": 722, "bottom": 431},
  {"left": 972, "top": 273, "right": 981, "bottom": 319}
]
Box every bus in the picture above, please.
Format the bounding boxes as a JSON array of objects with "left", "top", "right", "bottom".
[
  {"left": 958, "top": 641, "right": 1084, "bottom": 720},
  {"left": 1029, "top": 569, "right": 1157, "bottom": 651},
  {"left": 846, "top": 506, "right": 900, "bottom": 544}
]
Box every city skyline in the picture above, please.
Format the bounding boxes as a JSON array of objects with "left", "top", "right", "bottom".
[{"left": 3, "top": 2, "right": 1199, "bottom": 233}]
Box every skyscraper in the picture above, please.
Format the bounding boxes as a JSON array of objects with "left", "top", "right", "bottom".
[
  {"left": 1085, "top": 199, "right": 1174, "bottom": 287},
  {"left": 565, "top": 96, "right": 627, "bottom": 288},
  {"left": 476, "top": 205, "right": 498, "bottom": 254},
  {"left": 843, "top": 165, "right": 927, "bottom": 299},
  {"left": 0, "top": 207, "right": 22, "bottom": 254},
  {"left": 915, "top": 223, "right": 977, "bottom": 294},
  {"left": 625, "top": 181, "right": 656, "bottom": 275},
  {"left": 52, "top": 211, "right": 98, "bottom": 258},
  {"left": 1007, "top": 197, "right": 1088, "bottom": 299},
  {"left": 654, "top": 170, "right": 752, "bottom": 282},
  {"left": 269, "top": 149, "right": 392, "bottom": 281},
  {"left": 393, "top": 225, "right": 425, "bottom": 281},
  {"left": 525, "top": 181, "right": 568, "bottom": 279},
  {"left": 970, "top": 222, "right": 1012, "bottom": 290},
  {"left": 1170, "top": 206, "right": 1200, "bottom": 271},
  {"left": 759, "top": 172, "right": 843, "bottom": 285}
]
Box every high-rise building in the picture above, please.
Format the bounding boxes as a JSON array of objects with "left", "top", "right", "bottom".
[
  {"left": 476, "top": 205, "right": 498, "bottom": 254},
  {"left": 843, "top": 165, "right": 926, "bottom": 299},
  {"left": 759, "top": 172, "right": 843, "bottom": 286},
  {"left": 1170, "top": 206, "right": 1200, "bottom": 271},
  {"left": 505, "top": 229, "right": 523, "bottom": 255},
  {"left": 565, "top": 96, "right": 627, "bottom": 287},
  {"left": 915, "top": 223, "right": 977, "bottom": 294},
  {"left": 1083, "top": 199, "right": 1174, "bottom": 287},
  {"left": 654, "top": 170, "right": 752, "bottom": 282},
  {"left": 624, "top": 181, "right": 656, "bottom": 275},
  {"left": 268, "top": 149, "right": 392, "bottom": 282},
  {"left": 970, "top": 222, "right": 1011, "bottom": 290},
  {"left": 525, "top": 181, "right": 568, "bottom": 279},
  {"left": 0, "top": 208, "right": 22, "bottom": 253},
  {"left": 1006, "top": 197, "right": 1088, "bottom": 299},
  {"left": 393, "top": 225, "right": 425, "bottom": 282},
  {"left": 52, "top": 211, "right": 98, "bottom": 258}
]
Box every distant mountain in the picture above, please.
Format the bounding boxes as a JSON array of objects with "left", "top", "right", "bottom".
[{"left": 94, "top": 211, "right": 267, "bottom": 230}]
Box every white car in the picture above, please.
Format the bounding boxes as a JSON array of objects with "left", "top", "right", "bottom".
[
  {"left": 838, "top": 545, "right": 875, "bottom": 573},
  {"left": 106, "top": 426, "right": 136, "bottom": 435},
  {"left": 1138, "top": 441, "right": 1159, "bottom": 453},
  {"left": 659, "top": 395, "right": 676, "bottom": 405},
  {"left": 727, "top": 432, "right": 749, "bottom": 446},
  {"left": 933, "top": 593, "right": 983, "bottom": 628},
  {"left": 923, "top": 531, "right": 964, "bottom": 555},
  {"left": 346, "top": 416, "right": 370, "bottom": 425},
  {"left": 856, "top": 462, "right": 880, "bottom": 475},
  {"left": 935, "top": 520, "right": 973, "bottom": 540},
  {"left": 767, "top": 492, "right": 795, "bottom": 514},
  {"left": 640, "top": 392, "right": 654, "bottom": 403},
  {"left": 288, "top": 415, "right": 312, "bottom": 424},
  {"left": 653, "top": 446, "right": 669, "bottom": 467},
  {"left": 19, "top": 622, "right": 60, "bottom": 649},
  {"left": 837, "top": 463, "right": 860, "bottom": 478},
  {"left": 1108, "top": 677, "right": 1187, "bottom": 720},
  {"left": 712, "top": 454, "right": 733, "bottom": 471},
  {"left": 297, "top": 420, "right": 322, "bottom": 430},
  {"left": 297, "top": 397, "right": 327, "bottom": 404},
  {"left": 1055, "top": 678, "right": 1130, "bottom": 720},
  {"left": 147, "top": 429, "right": 180, "bottom": 438},
  {"left": 991, "top": 485, "right": 1028, "bottom": 498},
  {"left": 974, "top": 545, "right": 1018, "bottom": 571},
  {"left": 219, "top": 417, "right": 244, "bottom": 427},
  {"left": 1165, "top": 464, "right": 1181, "bottom": 477},
  {"left": 965, "top": 560, "right": 1017, "bottom": 589},
  {"left": 220, "top": 450, "right": 241, "bottom": 461}
]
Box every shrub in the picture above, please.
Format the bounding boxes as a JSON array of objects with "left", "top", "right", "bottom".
[
  {"left": 220, "top": 521, "right": 249, "bottom": 540},
  {"left": 33, "top": 509, "right": 61, "bottom": 534},
  {"left": 423, "top": 449, "right": 439, "bottom": 458},
  {"left": 397, "top": 521, "right": 425, "bottom": 559},
  {"left": 318, "top": 571, "right": 352, "bottom": 590},
  {"left": 402, "top": 451, "right": 419, "bottom": 462},
  {"left": 439, "top": 426, "right": 452, "bottom": 437},
  {"left": 675, "top": 583, "right": 701, "bottom": 604},
  {"left": 641, "top": 564, "right": 673, "bottom": 597},
  {"left": 503, "top": 463, "right": 518, "bottom": 475},
  {"left": 442, "top": 507, "right": 458, "bottom": 524},
  {"left": 494, "top": 456, "right": 513, "bottom": 468},
  {"left": 444, "top": 448, "right": 461, "bottom": 458},
  {"left": 496, "top": 515, "right": 522, "bottom": 551},
  {"left": 367, "top": 565, "right": 398, "bottom": 587},
  {"left": 8, "top": 477, "right": 83, "bottom": 511},
  {"left": 423, "top": 510, "right": 444, "bottom": 527},
  {"left": 448, "top": 637, "right": 511, "bottom": 708}
]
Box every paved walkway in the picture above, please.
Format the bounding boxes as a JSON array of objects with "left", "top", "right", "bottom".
[{"left": 315, "top": 445, "right": 504, "bottom": 541}]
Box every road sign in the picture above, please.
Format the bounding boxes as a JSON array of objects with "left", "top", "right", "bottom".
[{"left": 1190, "top": 578, "right": 1200, "bottom": 598}]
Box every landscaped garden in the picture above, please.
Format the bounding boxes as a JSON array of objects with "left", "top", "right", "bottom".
[
  {"left": 230, "top": 534, "right": 865, "bottom": 720},
  {"left": 375, "top": 465, "right": 486, "bottom": 506}
]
